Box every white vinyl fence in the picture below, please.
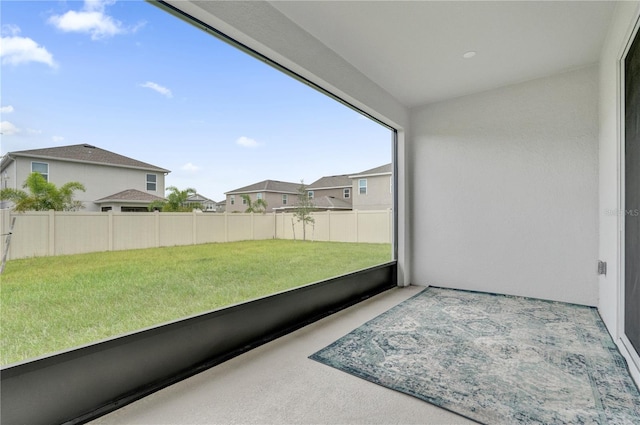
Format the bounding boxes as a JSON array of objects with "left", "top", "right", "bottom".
[{"left": 0, "top": 209, "right": 392, "bottom": 260}]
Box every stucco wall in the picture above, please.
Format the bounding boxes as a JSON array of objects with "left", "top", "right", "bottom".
[
  {"left": 352, "top": 174, "right": 392, "bottom": 210},
  {"left": 311, "top": 187, "right": 350, "bottom": 202},
  {"left": 410, "top": 66, "right": 599, "bottom": 306}
]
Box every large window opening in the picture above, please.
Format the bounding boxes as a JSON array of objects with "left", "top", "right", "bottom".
[{"left": 0, "top": 0, "right": 395, "bottom": 366}]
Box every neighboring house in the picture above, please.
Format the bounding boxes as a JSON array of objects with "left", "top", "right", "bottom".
[
  {"left": 0, "top": 144, "right": 170, "bottom": 212},
  {"left": 214, "top": 200, "right": 226, "bottom": 213},
  {"left": 349, "top": 163, "right": 392, "bottom": 210},
  {"left": 225, "top": 180, "right": 300, "bottom": 213},
  {"left": 306, "top": 174, "right": 353, "bottom": 208},
  {"left": 185, "top": 193, "right": 217, "bottom": 212}
]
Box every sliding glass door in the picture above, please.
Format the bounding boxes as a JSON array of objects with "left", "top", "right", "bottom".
[{"left": 624, "top": 25, "right": 640, "bottom": 359}]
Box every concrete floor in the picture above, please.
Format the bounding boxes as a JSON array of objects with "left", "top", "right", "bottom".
[{"left": 91, "top": 286, "right": 475, "bottom": 424}]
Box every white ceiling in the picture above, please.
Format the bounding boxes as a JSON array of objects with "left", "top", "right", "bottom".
[{"left": 268, "top": 1, "right": 617, "bottom": 107}]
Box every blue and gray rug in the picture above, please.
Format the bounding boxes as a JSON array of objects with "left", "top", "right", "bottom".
[{"left": 310, "top": 287, "right": 640, "bottom": 424}]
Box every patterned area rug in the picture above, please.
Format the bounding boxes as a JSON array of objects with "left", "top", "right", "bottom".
[{"left": 310, "top": 287, "right": 640, "bottom": 424}]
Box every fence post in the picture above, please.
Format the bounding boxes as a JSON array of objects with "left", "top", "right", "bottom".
[
  {"left": 192, "top": 210, "right": 197, "bottom": 245},
  {"left": 108, "top": 210, "right": 114, "bottom": 251},
  {"left": 154, "top": 211, "right": 160, "bottom": 248},
  {"left": 251, "top": 213, "right": 255, "bottom": 241},
  {"left": 48, "top": 209, "right": 55, "bottom": 256},
  {"left": 327, "top": 210, "right": 331, "bottom": 242},
  {"left": 272, "top": 211, "right": 276, "bottom": 239},
  {"left": 0, "top": 210, "right": 7, "bottom": 261},
  {"left": 224, "top": 212, "right": 228, "bottom": 243},
  {"left": 354, "top": 209, "right": 359, "bottom": 243}
]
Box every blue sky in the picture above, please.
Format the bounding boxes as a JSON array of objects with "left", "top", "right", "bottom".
[{"left": 0, "top": 0, "right": 391, "bottom": 201}]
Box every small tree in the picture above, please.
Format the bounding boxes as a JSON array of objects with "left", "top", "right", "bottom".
[
  {"left": 0, "top": 172, "right": 85, "bottom": 211},
  {"left": 148, "top": 186, "right": 197, "bottom": 212},
  {"left": 241, "top": 194, "right": 268, "bottom": 214},
  {"left": 293, "top": 180, "right": 315, "bottom": 241}
]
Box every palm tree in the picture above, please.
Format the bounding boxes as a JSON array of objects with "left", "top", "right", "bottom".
[
  {"left": 0, "top": 172, "right": 86, "bottom": 211},
  {"left": 241, "top": 194, "right": 268, "bottom": 214},
  {"left": 148, "top": 186, "right": 198, "bottom": 212}
]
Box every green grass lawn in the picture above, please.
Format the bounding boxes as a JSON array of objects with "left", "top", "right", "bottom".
[{"left": 0, "top": 239, "right": 391, "bottom": 365}]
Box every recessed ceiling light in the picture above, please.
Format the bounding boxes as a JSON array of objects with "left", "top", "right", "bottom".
[{"left": 463, "top": 51, "right": 476, "bottom": 59}]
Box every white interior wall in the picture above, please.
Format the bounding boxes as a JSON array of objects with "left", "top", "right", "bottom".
[
  {"left": 410, "top": 66, "right": 600, "bottom": 306},
  {"left": 597, "top": 1, "right": 640, "bottom": 385}
]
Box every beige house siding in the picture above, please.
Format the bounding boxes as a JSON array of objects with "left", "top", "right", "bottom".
[
  {"left": 2, "top": 157, "right": 166, "bottom": 212},
  {"left": 352, "top": 174, "right": 392, "bottom": 210},
  {"left": 309, "top": 187, "right": 351, "bottom": 202}
]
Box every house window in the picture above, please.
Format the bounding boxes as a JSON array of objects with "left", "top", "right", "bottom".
[
  {"left": 146, "top": 174, "right": 157, "bottom": 191},
  {"left": 230, "top": 195, "right": 235, "bottom": 205},
  {"left": 308, "top": 190, "right": 314, "bottom": 199},
  {"left": 242, "top": 196, "right": 248, "bottom": 205},
  {"left": 282, "top": 194, "right": 288, "bottom": 205},
  {"left": 359, "top": 179, "right": 367, "bottom": 195},
  {"left": 257, "top": 193, "right": 263, "bottom": 200},
  {"left": 32, "top": 162, "right": 49, "bottom": 181},
  {"left": 344, "top": 188, "right": 351, "bottom": 199}
]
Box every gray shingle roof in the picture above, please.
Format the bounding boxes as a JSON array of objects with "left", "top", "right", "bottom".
[
  {"left": 186, "top": 193, "right": 215, "bottom": 203},
  {"left": 349, "top": 163, "right": 392, "bottom": 177},
  {"left": 95, "top": 189, "right": 166, "bottom": 203},
  {"left": 308, "top": 175, "right": 351, "bottom": 189},
  {"left": 311, "top": 196, "right": 352, "bottom": 209},
  {"left": 5, "top": 144, "right": 170, "bottom": 173},
  {"left": 226, "top": 179, "right": 300, "bottom": 194}
]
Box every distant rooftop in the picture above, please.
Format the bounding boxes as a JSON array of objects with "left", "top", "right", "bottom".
[
  {"left": 308, "top": 175, "right": 351, "bottom": 189},
  {"left": 226, "top": 179, "right": 300, "bottom": 195},
  {"left": 186, "top": 193, "right": 215, "bottom": 203},
  {"left": 311, "top": 195, "right": 352, "bottom": 210},
  {"left": 2, "top": 144, "right": 170, "bottom": 173},
  {"left": 349, "top": 163, "right": 392, "bottom": 178},
  {"left": 95, "top": 189, "right": 166, "bottom": 204}
]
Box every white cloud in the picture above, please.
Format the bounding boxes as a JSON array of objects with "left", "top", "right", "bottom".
[
  {"left": 181, "top": 162, "right": 200, "bottom": 172},
  {"left": 236, "top": 136, "right": 261, "bottom": 148},
  {"left": 140, "top": 81, "right": 172, "bottom": 98},
  {"left": 1, "top": 121, "right": 20, "bottom": 136},
  {"left": 26, "top": 128, "right": 42, "bottom": 135},
  {"left": 1, "top": 24, "right": 21, "bottom": 37},
  {"left": 0, "top": 35, "right": 58, "bottom": 68},
  {"left": 84, "top": 0, "right": 114, "bottom": 13},
  {"left": 52, "top": 136, "right": 65, "bottom": 143},
  {"left": 1, "top": 105, "right": 14, "bottom": 113},
  {"left": 48, "top": 0, "right": 144, "bottom": 41}
]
